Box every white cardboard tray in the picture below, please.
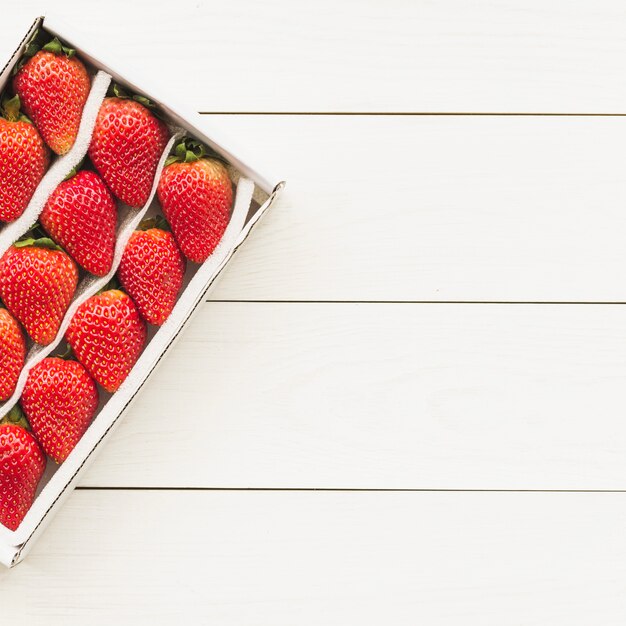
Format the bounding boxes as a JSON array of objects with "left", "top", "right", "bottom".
[{"left": 0, "top": 16, "right": 284, "bottom": 567}]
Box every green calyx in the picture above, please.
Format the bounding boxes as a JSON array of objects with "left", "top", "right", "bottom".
[
  {"left": 22, "top": 28, "right": 43, "bottom": 59},
  {"left": 97, "top": 276, "right": 121, "bottom": 296},
  {"left": 165, "top": 137, "right": 226, "bottom": 167},
  {"left": 63, "top": 157, "right": 85, "bottom": 182},
  {"left": 138, "top": 215, "right": 170, "bottom": 232},
  {"left": 108, "top": 83, "right": 157, "bottom": 109},
  {"left": 1, "top": 405, "right": 30, "bottom": 431},
  {"left": 13, "top": 30, "right": 76, "bottom": 77},
  {"left": 42, "top": 37, "right": 76, "bottom": 58},
  {"left": 14, "top": 237, "right": 63, "bottom": 252},
  {"left": 56, "top": 343, "right": 75, "bottom": 361},
  {"left": 0, "top": 94, "right": 31, "bottom": 124}
]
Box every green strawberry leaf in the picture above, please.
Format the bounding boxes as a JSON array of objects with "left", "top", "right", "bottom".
[
  {"left": 1, "top": 94, "right": 33, "bottom": 124},
  {"left": 138, "top": 215, "right": 170, "bottom": 232},
  {"left": 1, "top": 94, "right": 21, "bottom": 122},
  {"left": 98, "top": 276, "right": 121, "bottom": 295},
  {"left": 23, "top": 29, "right": 42, "bottom": 58},
  {"left": 14, "top": 237, "right": 64, "bottom": 252},
  {"left": 56, "top": 343, "right": 75, "bottom": 361},
  {"left": 0, "top": 405, "right": 30, "bottom": 430},
  {"left": 107, "top": 83, "right": 164, "bottom": 119},
  {"left": 109, "top": 83, "right": 128, "bottom": 99},
  {"left": 133, "top": 94, "right": 155, "bottom": 108},
  {"left": 63, "top": 157, "right": 85, "bottom": 181},
  {"left": 42, "top": 37, "right": 62, "bottom": 54},
  {"left": 42, "top": 37, "right": 76, "bottom": 58},
  {"left": 166, "top": 137, "right": 227, "bottom": 166},
  {"left": 175, "top": 141, "right": 187, "bottom": 159}
]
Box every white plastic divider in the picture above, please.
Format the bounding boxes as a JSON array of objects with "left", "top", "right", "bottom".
[
  {"left": 0, "top": 70, "right": 111, "bottom": 256},
  {"left": 0, "top": 130, "right": 183, "bottom": 420},
  {"left": 0, "top": 174, "right": 255, "bottom": 565}
]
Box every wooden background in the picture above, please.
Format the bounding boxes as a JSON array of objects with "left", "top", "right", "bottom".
[{"left": 3, "top": 1, "right": 626, "bottom": 623}]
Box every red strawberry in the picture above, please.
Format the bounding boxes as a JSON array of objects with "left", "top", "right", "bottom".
[
  {"left": 21, "top": 357, "right": 99, "bottom": 464},
  {"left": 40, "top": 170, "right": 117, "bottom": 276},
  {"left": 118, "top": 219, "right": 186, "bottom": 326},
  {"left": 13, "top": 38, "right": 90, "bottom": 155},
  {"left": 89, "top": 93, "right": 170, "bottom": 208},
  {"left": 0, "top": 95, "right": 49, "bottom": 222},
  {"left": 66, "top": 290, "right": 147, "bottom": 392},
  {"left": 158, "top": 139, "right": 233, "bottom": 263},
  {"left": 0, "top": 239, "right": 78, "bottom": 345},
  {"left": 0, "top": 308, "right": 26, "bottom": 402},
  {"left": 0, "top": 409, "right": 46, "bottom": 532}
]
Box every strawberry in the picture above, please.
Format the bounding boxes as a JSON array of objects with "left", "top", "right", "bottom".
[
  {"left": 0, "top": 238, "right": 78, "bottom": 345},
  {"left": 118, "top": 218, "right": 186, "bottom": 326},
  {"left": 0, "top": 95, "right": 49, "bottom": 222},
  {"left": 40, "top": 170, "right": 117, "bottom": 276},
  {"left": 0, "top": 308, "right": 26, "bottom": 402},
  {"left": 157, "top": 138, "right": 233, "bottom": 263},
  {"left": 66, "top": 289, "right": 147, "bottom": 392},
  {"left": 13, "top": 37, "right": 90, "bottom": 155},
  {"left": 0, "top": 408, "right": 46, "bottom": 531},
  {"left": 21, "top": 357, "right": 98, "bottom": 464},
  {"left": 89, "top": 90, "right": 170, "bottom": 208}
]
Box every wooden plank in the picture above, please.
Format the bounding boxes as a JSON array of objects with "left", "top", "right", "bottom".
[
  {"left": 77, "top": 302, "right": 626, "bottom": 490},
  {"left": 2, "top": 489, "right": 625, "bottom": 624},
  {"left": 5, "top": 1, "right": 626, "bottom": 113},
  {"left": 205, "top": 114, "right": 626, "bottom": 302},
  {"left": 4, "top": 18, "right": 626, "bottom": 302}
]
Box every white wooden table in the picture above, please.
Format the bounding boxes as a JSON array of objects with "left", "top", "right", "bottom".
[{"left": 3, "top": 1, "right": 626, "bottom": 623}]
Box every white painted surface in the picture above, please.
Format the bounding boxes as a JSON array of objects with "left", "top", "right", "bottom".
[
  {"left": 80, "top": 302, "right": 626, "bottom": 490},
  {"left": 4, "top": 1, "right": 626, "bottom": 113},
  {"left": 2, "top": 1, "right": 626, "bottom": 623},
  {"left": 3, "top": 490, "right": 626, "bottom": 625},
  {"left": 206, "top": 114, "right": 626, "bottom": 302}
]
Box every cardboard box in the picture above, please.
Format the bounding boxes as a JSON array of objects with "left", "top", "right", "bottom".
[{"left": 0, "top": 16, "right": 284, "bottom": 567}]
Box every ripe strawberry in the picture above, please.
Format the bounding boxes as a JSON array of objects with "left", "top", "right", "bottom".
[
  {"left": 13, "top": 37, "right": 90, "bottom": 155},
  {"left": 21, "top": 357, "right": 99, "bottom": 464},
  {"left": 118, "top": 219, "right": 186, "bottom": 326},
  {"left": 158, "top": 139, "right": 233, "bottom": 263},
  {"left": 0, "top": 239, "right": 78, "bottom": 345},
  {"left": 66, "top": 289, "right": 147, "bottom": 392},
  {"left": 40, "top": 170, "right": 117, "bottom": 276},
  {"left": 0, "top": 409, "right": 46, "bottom": 532},
  {"left": 0, "top": 308, "right": 26, "bottom": 402},
  {"left": 89, "top": 92, "right": 170, "bottom": 208},
  {"left": 0, "top": 95, "right": 49, "bottom": 222}
]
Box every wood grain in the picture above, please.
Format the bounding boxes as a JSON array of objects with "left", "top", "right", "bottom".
[
  {"left": 204, "top": 114, "right": 626, "bottom": 302},
  {"left": 4, "top": 1, "right": 626, "bottom": 113},
  {"left": 2, "top": 489, "right": 626, "bottom": 625},
  {"left": 75, "top": 302, "right": 626, "bottom": 490},
  {"left": 2, "top": 4, "right": 626, "bottom": 623}
]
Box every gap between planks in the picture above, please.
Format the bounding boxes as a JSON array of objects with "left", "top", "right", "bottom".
[
  {"left": 74, "top": 487, "right": 626, "bottom": 493},
  {"left": 199, "top": 112, "right": 626, "bottom": 117},
  {"left": 204, "top": 300, "right": 626, "bottom": 305}
]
